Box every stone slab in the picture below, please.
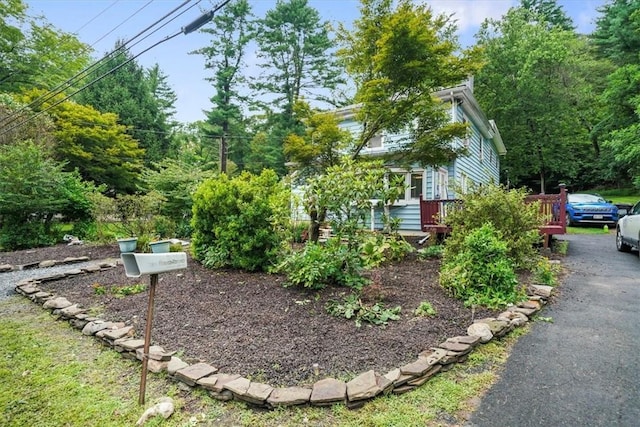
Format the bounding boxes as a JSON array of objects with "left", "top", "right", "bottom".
[
  {"left": 43, "top": 297, "right": 72, "bottom": 310},
  {"left": 223, "top": 377, "right": 251, "bottom": 395},
  {"left": 310, "top": 378, "right": 346, "bottom": 405},
  {"left": 167, "top": 357, "right": 189, "bottom": 375},
  {"left": 346, "top": 370, "right": 381, "bottom": 402},
  {"left": 175, "top": 363, "right": 218, "bottom": 386},
  {"left": 267, "top": 387, "right": 312, "bottom": 407}
]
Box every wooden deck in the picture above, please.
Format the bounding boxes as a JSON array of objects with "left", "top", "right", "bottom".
[{"left": 420, "top": 185, "right": 567, "bottom": 248}]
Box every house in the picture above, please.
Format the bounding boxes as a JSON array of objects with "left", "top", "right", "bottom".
[{"left": 333, "top": 79, "right": 506, "bottom": 234}]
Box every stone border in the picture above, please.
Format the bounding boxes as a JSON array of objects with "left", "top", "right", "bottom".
[
  {"left": 12, "top": 260, "right": 555, "bottom": 409},
  {"left": 0, "top": 256, "right": 92, "bottom": 272}
]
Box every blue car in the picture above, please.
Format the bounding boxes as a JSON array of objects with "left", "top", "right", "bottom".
[{"left": 566, "top": 193, "right": 618, "bottom": 226}]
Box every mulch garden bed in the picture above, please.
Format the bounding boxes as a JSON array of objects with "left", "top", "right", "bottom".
[{"left": 1, "top": 242, "right": 504, "bottom": 387}]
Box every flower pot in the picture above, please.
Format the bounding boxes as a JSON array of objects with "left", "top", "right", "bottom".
[
  {"left": 149, "top": 240, "right": 171, "bottom": 253},
  {"left": 117, "top": 237, "right": 138, "bottom": 253}
]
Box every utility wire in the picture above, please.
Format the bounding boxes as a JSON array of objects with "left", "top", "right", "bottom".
[
  {"left": 74, "top": 0, "right": 121, "bottom": 34},
  {"left": 0, "top": 0, "right": 194, "bottom": 129},
  {"left": 89, "top": 0, "right": 154, "bottom": 48},
  {"left": 0, "top": 0, "right": 231, "bottom": 137}
]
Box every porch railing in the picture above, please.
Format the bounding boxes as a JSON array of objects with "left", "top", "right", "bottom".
[{"left": 420, "top": 185, "right": 567, "bottom": 245}]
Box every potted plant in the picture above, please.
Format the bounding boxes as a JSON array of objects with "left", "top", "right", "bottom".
[
  {"left": 149, "top": 239, "right": 171, "bottom": 253},
  {"left": 117, "top": 237, "right": 138, "bottom": 253}
]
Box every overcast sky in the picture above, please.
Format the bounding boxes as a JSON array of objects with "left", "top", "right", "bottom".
[{"left": 26, "top": 0, "right": 607, "bottom": 123}]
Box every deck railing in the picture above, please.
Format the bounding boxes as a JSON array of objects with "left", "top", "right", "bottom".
[{"left": 420, "top": 185, "right": 567, "bottom": 246}]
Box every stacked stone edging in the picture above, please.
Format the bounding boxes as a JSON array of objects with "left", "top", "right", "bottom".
[{"left": 12, "top": 258, "right": 557, "bottom": 410}]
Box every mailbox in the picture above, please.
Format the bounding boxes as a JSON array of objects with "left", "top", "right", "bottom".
[{"left": 121, "top": 252, "right": 187, "bottom": 278}]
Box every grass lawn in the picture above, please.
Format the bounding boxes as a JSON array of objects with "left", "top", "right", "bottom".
[{"left": 0, "top": 296, "right": 527, "bottom": 427}]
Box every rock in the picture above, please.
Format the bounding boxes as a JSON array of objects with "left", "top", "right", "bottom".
[
  {"left": 407, "top": 365, "right": 442, "bottom": 386},
  {"left": 223, "top": 377, "right": 251, "bottom": 395},
  {"left": 116, "top": 339, "right": 145, "bottom": 352},
  {"left": 417, "top": 347, "right": 448, "bottom": 364},
  {"left": 0, "top": 264, "right": 13, "bottom": 272},
  {"left": 82, "top": 321, "right": 114, "bottom": 336},
  {"left": 446, "top": 335, "right": 482, "bottom": 347},
  {"left": 196, "top": 376, "right": 218, "bottom": 390},
  {"left": 135, "top": 345, "right": 169, "bottom": 361},
  {"left": 69, "top": 319, "right": 89, "bottom": 330},
  {"left": 267, "top": 387, "right": 312, "bottom": 407},
  {"left": 467, "top": 322, "right": 493, "bottom": 343},
  {"left": 18, "top": 285, "right": 39, "bottom": 295},
  {"left": 167, "top": 357, "right": 189, "bottom": 375},
  {"left": 346, "top": 370, "right": 381, "bottom": 402},
  {"left": 82, "top": 265, "right": 102, "bottom": 273},
  {"left": 62, "top": 256, "right": 90, "bottom": 264},
  {"left": 392, "top": 385, "right": 415, "bottom": 395},
  {"left": 400, "top": 359, "right": 434, "bottom": 376},
  {"left": 202, "top": 373, "right": 241, "bottom": 393},
  {"left": 64, "top": 269, "right": 84, "bottom": 276},
  {"left": 509, "top": 306, "right": 537, "bottom": 316},
  {"left": 31, "top": 291, "right": 52, "bottom": 304},
  {"left": 376, "top": 373, "right": 394, "bottom": 394},
  {"left": 102, "top": 326, "right": 134, "bottom": 341},
  {"left": 518, "top": 300, "right": 542, "bottom": 310},
  {"left": 437, "top": 340, "right": 472, "bottom": 354},
  {"left": 59, "top": 304, "right": 85, "bottom": 318},
  {"left": 310, "top": 378, "right": 346, "bottom": 406},
  {"left": 209, "top": 389, "right": 234, "bottom": 401},
  {"left": 43, "top": 296, "right": 73, "bottom": 310},
  {"left": 147, "top": 360, "right": 169, "bottom": 373},
  {"left": 498, "top": 310, "right": 529, "bottom": 327},
  {"left": 529, "top": 284, "right": 554, "bottom": 298},
  {"left": 135, "top": 397, "right": 174, "bottom": 426},
  {"left": 238, "top": 382, "right": 273, "bottom": 405},
  {"left": 38, "top": 260, "right": 58, "bottom": 268},
  {"left": 37, "top": 273, "right": 67, "bottom": 282},
  {"left": 175, "top": 362, "right": 218, "bottom": 387}
]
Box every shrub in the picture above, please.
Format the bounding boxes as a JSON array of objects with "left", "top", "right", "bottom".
[
  {"left": 191, "top": 170, "right": 289, "bottom": 272},
  {"left": 276, "top": 239, "right": 367, "bottom": 289},
  {"left": 443, "top": 183, "right": 544, "bottom": 268},
  {"left": 440, "top": 223, "right": 525, "bottom": 309},
  {"left": 359, "top": 233, "right": 414, "bottom": 268},
  {"left": 533, "top": 257, "right": 559, "bottom": 286}
]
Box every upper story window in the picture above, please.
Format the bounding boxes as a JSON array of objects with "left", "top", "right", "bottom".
[{"left": 367, "top": 134, "right": 384, "bottom": 149}]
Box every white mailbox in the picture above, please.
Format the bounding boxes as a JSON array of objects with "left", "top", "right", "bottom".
[{"left": 121, "top": 252, "right": 187, "bottom": 278}]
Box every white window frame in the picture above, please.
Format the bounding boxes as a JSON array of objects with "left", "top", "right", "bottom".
[
  {"left": 435, "top": 168, "right": 449, "bottom": 199},
  {"left": 367, "top": 133, "right": 384, "bottom": 150},
  {"left": 387, "top": 169, "right": 424, "bottom": 205}
]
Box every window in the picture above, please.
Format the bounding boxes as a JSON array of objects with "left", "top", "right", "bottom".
[
  {"left": 435, "top": 168, "right": 448, "bottom": 199},
  {"left": 460, "top": 172, "right": 469, "bottom": 194},
  {"left": 368, "top": 134, "right": 383, "bottom": 149},
  {"left": 410, "top": 172, "right": 423, "bottom": 199},
  {"left": 461, "top": 117, "right": 470, "bottom": 148}
]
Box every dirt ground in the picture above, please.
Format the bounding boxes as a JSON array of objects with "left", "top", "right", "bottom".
[{"left": 1, "top": 242, "right": 504, "bottom": 387}]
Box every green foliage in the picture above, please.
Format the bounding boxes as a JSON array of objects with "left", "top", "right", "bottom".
[
  {"left": 417, "top": 244, "right": 444, "bottom": 259},
  {"left": 443, "top": 183, "right": 544, "bottom": 268},
  {"left": 475, "top": 7, "right": 601, "bottom": 192},
  {"left": 533, "top": 257, "right": 559, "bottom": 286},
  {"left": 140, "top": 158, "right": 215, "bottom": 237},
  {"left": 440, "top": 223, "right": 525, "bottom": 309},
  {"left": 554, "top": 239, "right": 569, "bottom": 255},
  {"left": 592, "top": 0, "right": 640, "bottom": 66},
  {"left": 414, "top": 301, "right": 437, "bottom": 317},
  {"left": 305, "top": 159, "right": 403, "bottom": 246},
  {"left": 111, "top": 283, "right": 147, "bottom": 298},
  {"left": 0, "top": 1, "right": 91, "bottom": 93},
  {"left": 77, "top": 41, "right": 173, "bottom": 166},
  {"left": 359, "top": 233, "right": 414, "bottom": 268},
  {"left": 277, "top": 239, "right": 367, "bottom": 290},
  {"left": 326, "top": 293, "right": 401, "bottom": 327},
  {"left": 191, "top": 169, "right": 289, "bottom": 271},
  {"left": 338, "top": 0, "right": 477, "bottom": 163},
  {"left": 0, "top": 140, "right": 99, "bottom": 250}
]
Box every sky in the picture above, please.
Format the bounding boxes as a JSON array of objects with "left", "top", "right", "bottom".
[{"left": 26, "top": 0, "right": 607, "bottom": 124}]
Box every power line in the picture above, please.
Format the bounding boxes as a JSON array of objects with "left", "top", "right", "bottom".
[
  {"left": 74, "top": 0, "right": 121, "bottom": 34},
  {"left": 0, "top": 0, "right": 194, "bottom": 129},
  {"left": 0, "top": 0, "right": 232, "bottom": 138},
  {"left": 88, "top": 0, "right": 154, "bottom": 48}
]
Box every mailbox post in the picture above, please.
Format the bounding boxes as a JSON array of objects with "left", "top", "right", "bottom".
[{"left": 121, "top": 252, "right": 188, "bottom": 404}]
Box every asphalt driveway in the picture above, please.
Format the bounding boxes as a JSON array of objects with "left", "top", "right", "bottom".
[{"left": 468, "top": 233, "right": 640, "bottom": 426}]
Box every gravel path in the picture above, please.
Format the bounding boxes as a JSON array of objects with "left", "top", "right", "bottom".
[{"left": 0, "top": 260, "right": 113, "bottom": 300}]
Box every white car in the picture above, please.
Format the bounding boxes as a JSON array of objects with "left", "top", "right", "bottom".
[{"left": 616, "top": 201, "right": 640, "bottom": 254}]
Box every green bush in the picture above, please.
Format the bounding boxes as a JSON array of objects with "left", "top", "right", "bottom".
[
  {"left": 440, "top": 223, "right": 525, "bottom": 309},
  {"left": 443, "top": 183, "right": 544, "bottom": 268},
  {"left": 417, "top": 244, "right": 444, "bottom": 259},
  {"left": 276, "top": 239, "right": 367, "bottom": 289},
  {"left": 359, "top": 233, "right": 414, "bottom": 268},
  {"left": 191, "top": 170, "right": 289, "bottom": 272}
]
